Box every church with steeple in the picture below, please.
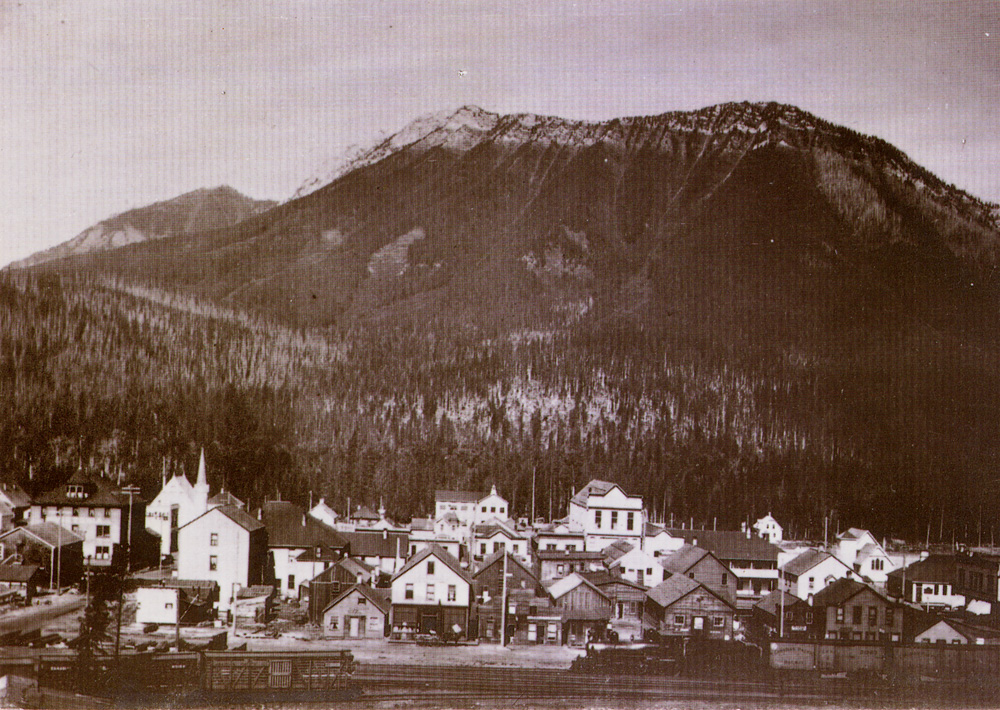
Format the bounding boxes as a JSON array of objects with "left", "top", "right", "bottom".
[{"left": 145, "top": 449, "right": 211, "bottom": 558}]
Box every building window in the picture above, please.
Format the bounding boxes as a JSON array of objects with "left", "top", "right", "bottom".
[
  {"left": 209, "top": 556, "right": 218, "bottom": 571},
  {"left": 210, "top": 533, "right": 218, "bottom": 546},
  {"left": 405, "top": 584, "right": 414, "bottom": 600},
  {"left": 566, "top": 544, "right": 576, "bottom": 552},
  {"left": 595, "top": 511, "right": 602, "bottom": 528},
  {"left": 330, "top": 615, "right": 339, "bottom": 630},
  {"left": 836, "top": 607, "right": 844, "bottom": 623},
  {"left": 852, "top": 605, "right": 862, "bottom": 625},
  {"left": 482, "top": 506, "right": 487, "bottom": 513},
  {"left": 288, "top": 575, "right": 296, "bottom": 591},
  {"left": 491, "top": 507, "right": 496, "bottom": 513},
  {"left": 95, "top": 546, "right": 111, "bottom": 560},
  {"left": 722, "top": 574, "right": 727, "bottom": 586},
  {"left": 514, "top": 544, "right": 521, "bottom": 554},
  {"left": 427, "top": 560, "right": 435, "bottom": 575},
  {"left": 71, "top": 525, "right": 80, "bottom": 533},
  {"left": 480, "top": 543, "right": 487, "bottom": 555},
  {"left": 426, "top": 584, "right": 435, "bottom": 602},
  {"left": 868, "top": 607, "right": 878, "bottom": 627},
  {"left": 165, "top": 602, "right": 174, "bottom": 610},
  {"left": 713, "top": 616, "right": 725, "bottom": 628},
  {"left": 557, "top": 564, "right": 565, "bottom": 576},
  {"left": 611, "top": 511, "right": 618, "bottom": 528},
  {"left": 872, "top": 559, "right": 884, "bottom": 571},
  {"left": 448, "top": 585, "right": 456, "bottom": 602},
  {"left": 673, "top": 615, "right": 686, "bottom": 627},
  {"left": 500, "top": 507, "right": 505, "bottom": 516},
  {"left": 886, "top": 608, "right": 894, "bottom": 626},
  {"left": 357, "top": 596, "right": 366, "bottom": 605},
  {"left": 627, "top": 512, "right": 634, "bottom": 531}
]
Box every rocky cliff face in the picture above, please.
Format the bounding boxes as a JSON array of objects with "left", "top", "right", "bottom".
[{"left": 10, "top": 185, "right": 277, "bottom": 269}]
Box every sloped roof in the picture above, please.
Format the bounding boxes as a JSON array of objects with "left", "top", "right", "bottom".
[
  {"left": 340, "top": 529, "right": 409, "bottom": 559},
  {"left": 570, "top": 480, "right": 618, "bottom": 507},
  {"left": 887, "top": 554, "right": 955, "bottom": 583},
  {"left": 659, "top": 544, "right": 712, "bottom": 574},
  {"left": 473, "top": 550, "right": 538, "bottom": 582},
  {"left": 34, "top": 470, "right": 140, "bottom": 507},
  {"left": 435, "top": 490, "right": 480, "bottom": 504},
  {"left": 580, "top": 569, "right": 647, "bottom": 591},
  {"left": 409, "top": 517, "right": 434, "bottom": 532},
  {"left": 537, "top": 550, "right": 605, "bottom": 562},
  {"left": 838, "top": 527, "right": 871, "bottom": 541},
  {"left": 208, "top": 489, "right": 245, "bottom": 509},
  {"left": 472, "top": 521, "right": 525, "bottom": 539},
  {"left": 645, "top": 522, "right": 667, "bottom": 537},
  {"left": 323, "top": 583, "right": 391, "bottom": 615},
  {"left": 547, "top": 572, "right": 609, "bottom": 602},
  {"left": 917, "top": 617, "right": 1000, "bottom": 642},
  {"left": 855, "top": 543, "right": 889, "bottom": 564},
  {"left": 0, "top": 482, "right": 31, "bottom": 508},
  {"left": 261, "top": 501, "right": 347, "bottom": 549},
  {"left": 602, "top": 539, "right": 634, "bottom": 562},
  {"left": 812, "top": 577, "right": 889, "bottom": 607},
  {"left": 352, "top": 505, "right": 380, "bottom": 520},
  {"left": 393, "top": 544, "right": 472, "bottom": 584},
  {"left": 782, "top": 549, "right": 848, "bottom": 577},
  {"left": 664, "top": 529, "right": 779, "bottom": 562},
  {"left": 0, "top": 522, "right": 84, "bottom": 547},
  {"left": 647, "top": 574, "right": 736, "bottom": 610},
  {"left": 182, "top": 505, "right": 264, "bottom": 533},
  {"left": 0, "top": 564, "right": 40, "bottom": 583},
  {"left": 754, "top": 590, "right": 807, "bottom": 616}
]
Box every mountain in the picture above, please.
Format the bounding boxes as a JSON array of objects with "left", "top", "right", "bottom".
[
  {"left": 9, "top": 186, "right": 277, "bottom": 268},
  {"left": 9, "top": 102, "right": 1000, "bottom": 540}
]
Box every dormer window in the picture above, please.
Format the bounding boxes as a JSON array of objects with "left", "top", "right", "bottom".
[{"left": 67, "top": 484, "right": 86, "bottom": 499}]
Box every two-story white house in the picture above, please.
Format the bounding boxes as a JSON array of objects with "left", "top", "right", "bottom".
[
  {"left": 28, "top": 470, "right": 146, "bottom": 568},
  {"left": 471, "top": 521, "right": 531, "bottom": 566},
  {"left": 780, "top": 548, "right": 854, "bottom": 600},
  {"left": 753, "top": 514, "right": 783, "bottom": 544},
  {"left": 434, "top": 486, "right": 510, "bottom": 549},
  {"left": 389, "top": 545, "right": 473, "bottom": 637},
  {"left": 176, "top": 505, "right": 267, "bottom": 613},
  {"left": 644, "top": 523, "right": 685, "bottom": 557},
  {"left": 260, "top": 500, "right": 349, "bottom": 599},
  {"left": 534, "top": 523, "right": 587, "bottom": 555},
  {"left": 604, "top": 542, "right": 668, "bottom": 588},
  {"left": 568, "top": 480, "right": 644, "bottom": 552}
]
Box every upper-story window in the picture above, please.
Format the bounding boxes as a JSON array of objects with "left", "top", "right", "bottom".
[
  {"left": 427, "top": 560, "right": 435, "bottom": 575},
  {"left": 210, "top": 533, "right": 219, "bottom": 546},
  {"left": 627, "top": 512, "right": 634, "bottom": 531},
  {"left": 594, "top": 511, "right": 602, "bottom": 528},
  {"left": 67, "top": 484, "right": 86, "bottom": 499},
  {"left": 611, "top": 512, "right": 619, "bottom": 528}
]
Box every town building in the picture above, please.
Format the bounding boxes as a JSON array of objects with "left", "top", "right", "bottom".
[
  {"left": 0, "top": 564, "right": 41, "bottom": 603},
  {"left": 389, "top": 545, "right": 473, "bottom": 637},
  {"left": 306, "top": 557, "right": 376, "bottom": 625},
  {"left": 750, "top": 590, "right": 814, "bottom": 640},
  {"left": 471, "top": 520, "right": 531, "bottom": 566},
  {"left": 604, "top": 541, "right": 668, "bottom": 588},
  {"left": 643, "top": 523, "right": 685, "bottom": 557},
  {"left": 537, "top": 549, "right": 605, "bottom": 581},
  {"left": 780, "top": 549, "right": 854, "bottom": 600},
  {"left": 533, "top": 524, "right": 586, "bottom": 554},
  {"left": 472, "top": 551, "right": 544, "bottom": 643},
  {"left": 644, "top": 576, "right": 736, "bottom": 640},
  {"left": 145, "top": 453, "right": 210, "bottom": 559},
  {"left": 567, "top": 480, "right": 644, "bottom": 552},
  {"left": 176, "top": 505, "right": 267, "bottom": 613},
  {"left": 259, "top": 500, "right": 348, "bottom": 598},
  {"left": 0, "top": 482, "right": 31, "bottom": 531},
  {"left": 27, "top": 470, "right": 148, "bottom": 569},
  {"left": 407, "top": 517, "right": 462, "bottom": 559},
  {"left": 321, "top": 584, "right": 390, "bottom": 638},
  {"left": 810, "top": 577, "right": 903, "bottom": 642},
  {"left": 134, "top": 580, "right": 217, "bottom": 626},
  {"left": 308, "top": 497, "right": 339, "bottom": 528},
  {"left": 913, "top": 617, "right": 1000, "bottom": 645},
  {"left": 545, "top": 572, "right": 613, "bottom": 646},
  {"left": 886, "top": 554, "right": 965, "bottom": 610},
  {"left": 954, "top": 553, "right": 1000, "bottom": 612},
  {"left": 339, "top": 529, "right": 409, "bottom": 580},
  {"left": 0, "top": 522, "right": 84, "bottom": 588},
  {"left": 753, "top": 514, "right": 783, "bottom": 544},
  {"left": 658, "top": 544, "right": 737, "bottom": 604},
  {"left": 581, "top": 570, "right": 647, "bottom": 628}
]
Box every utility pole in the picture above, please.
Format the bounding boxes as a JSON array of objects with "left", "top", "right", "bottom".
[
  {"left": 121, "top": 486, "right": 141, "bottom": 572},
  {"left": 531, "top": 466, "right": 536, "bottom": 524},
  {"left": 500, "top": 552, "right": 509, "bottom": 647}
]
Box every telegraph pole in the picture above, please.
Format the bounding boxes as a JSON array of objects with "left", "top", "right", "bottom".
[
  {"left": 500, "top": 552, "right": 509, "bottom": 647},
  {"left": 121, "top": 485, "right": 141, "bottom": 572}
]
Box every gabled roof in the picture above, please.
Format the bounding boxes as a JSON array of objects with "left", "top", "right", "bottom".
[
  {"left": 754, "top": 590, "right": 808, "bottom": 616},
  {"left": 0, "top": 482, "right": 31, "bottom": 508},
  {"left": 664, "top": 529, "right": 779, "bottom": 562},
  {"left": 537, "top": 549, "right": 605, "bottom": 562},
  {"left": 323, "top": 583, "right": 391, "bottom": 615},
  {"left": 352, "top": 505, "right": 380, "bottom": 521},
  {"left": 393, "top": 544, "right": 472, "bottom": 585},
  {"left": 409, "top": 517, "right": 434, "bottom": 532},
  {"left": 340, "top": 529, "right": 409, "bottom": 559},
  {"left": 435, "top": 490, "right": 480, "bottom": 504},
  {"left": 812, "top": 577, "right": 890, "bottom": 607},
  {"left": 916, "top": 617, "right": 1000, "bottom": 643},
  {"left": 570, "top": 480, "right": 620, "bottom": 507},
  {"left": 887, "top": 554, "right": 955, "bottom": 583},
  {"left": 659, "top": 544, "right": 713, "bottom": 574},
  {"left": 837, "top": 527, "right": 872, "bottom": 541},
  {"left": 261, "top": 501, "right": 347, "bottom": 549},
  {"left": 782, "top": 549, "right": 849, "bottom": 577},
  {"left": 473, "top": 551, "right": 539, "bottom": 582},
  {"left": 647, "top": 575, "right": 735, "bottom": 610},
  {"left": 34, "top": 470, "right": 139, "bottom": 507},
  {"left": 547, "top": 572, "right": 610, "bottom": 602},
  {"left": 855, "top": 543, "right": 889, "bottom": 564},
  {"left": 208, "top": 489, "right": 245, "bottom": 509},
  {"left": 472, "top": 521, "right": 525, "bottom": 539},
  {"left": 602, "top": 540, "right": 634, "bottom": 562},
  {"left": 645, "top": 522, "right": 668, "bottom": 537},
  {"left": 580, "top": 569, "right": 647, "bottom": 591},
  {"left": 0, "top": 522, "right": 84, "bottom": 547},
  {"left": 182, "top": 505, "right": 264, "bottom": 533}
]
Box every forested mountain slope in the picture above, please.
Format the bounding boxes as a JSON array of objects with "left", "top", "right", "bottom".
[{"left": 10, "top": 102, "right": 1000, "bottom": 541}]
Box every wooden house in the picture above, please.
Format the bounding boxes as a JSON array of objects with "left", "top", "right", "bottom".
[
  {"left": 658, "top": 544, "right": 737, "bottom": 604},
  {"left": 389, "top": 545, "right": 473, "bottom": 638},
  {"left": 546, "top": 573, "right": 613, "bottom": 645},
  {"left": 811, "top": 577, "right": 903, "bottom": 642},
  {"left": 644, "top": 575, "right": 736, "bottom": 640},
  {"left": 321, "top": 584, "right": 390, "bottom": 638},
  {"left": 306, "top": 556, "right": 375, "bottom": 624}
]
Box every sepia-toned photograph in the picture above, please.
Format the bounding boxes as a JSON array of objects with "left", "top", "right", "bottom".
[{"left": 1, "top": 1, "right": 999, "bottom": 707}]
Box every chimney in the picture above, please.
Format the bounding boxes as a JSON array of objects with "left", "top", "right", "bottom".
[
  {"left": 302, "top": 515, "right": 307, "bottom": 527},
  {"left": 693, "top": 538, "right": 698, "bottom": 548},
  {"left": 807, "top": 593, "right": 814, "bottom": 607},
  {"left": 920, "top": 550, "right": 929, "bottom": 560},
  {"left": 383, "top": 528, "right": 388, "bottom": 540},
  {"left": 746, "top": 527, "right": 752, "bottom": 540},
  {"left": 257, "top": 508, "right": 262, "bottom": 520}
]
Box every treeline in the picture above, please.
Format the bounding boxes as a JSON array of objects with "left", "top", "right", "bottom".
[{"left": 0, "top": 271, "right": 996, "bottom": 544}]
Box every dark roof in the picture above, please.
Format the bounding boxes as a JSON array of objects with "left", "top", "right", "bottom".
[
  {"left": 340, "top": 529, "right": 409, "bottom": 559},
  {"left": 664, "top": 529, "right": 779, "bottom": 562},
  {"left": 0, "top": 564, "right": 40, "bottom": 583},
  {"left": 659, "top": 544, "right": 713, "bottom": 574},
  {"left": 887, "top": 554, "right": 956, "bottom": 584},
  {"left": 352, "top": 506, "right": 380, "bottom": 521},
  {"left": 473, "top": 551, "right": 538, "bottom": 582},
  {"left": 473, "top": 522, "right": 526, "bottom": 539},
  {"left": 754, "top": 590, "right": 807, "bottom": 616},
  {"left": 645, "top": 522, "right": 667, "bottom": 537},
  {"left": 782, "top": 549, "right": 848, "bottom": 577},
  {"left": 261, "top": 501, "right": 347, "bottom": 549},
  {"left": 580, "top": 570, "right": 646, "bottom": 591},
  {"left": 812, "top": 577, "right": 889, "bottom": 607},
  {"left": 647, "top": 575, "right": 736, "bottom": 610},
  {"left": 435, "top": 490, "right": 480, "bottom": 504},
  {"left": 323, "top": 583, "right": 391, "bottom": 615},
  {"left": 0, "top": 522, "right": 84, "bottom": 547},
  {"left": 34, "top": 470, "right": 140, "bottom": 507},
  {"left": 394, "top": 544, "right": 473, "bottom": 584},
  {"left": 602, "top": 540, "right": 634, "bottom": 562},
  {"left": 570, "top": 480, "right": 618, "bottom": 506}
]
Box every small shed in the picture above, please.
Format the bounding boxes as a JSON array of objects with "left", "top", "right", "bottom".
[
  {"left": 321, "top": 584, "right": 390, "bottom": 638},
  {"left": 0, "top": 564, "right": 41, "bottom": 603}
]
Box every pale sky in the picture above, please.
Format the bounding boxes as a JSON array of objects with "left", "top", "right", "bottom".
[{"left": 1, "top": 0, "right": 998, "bottom": 267}]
